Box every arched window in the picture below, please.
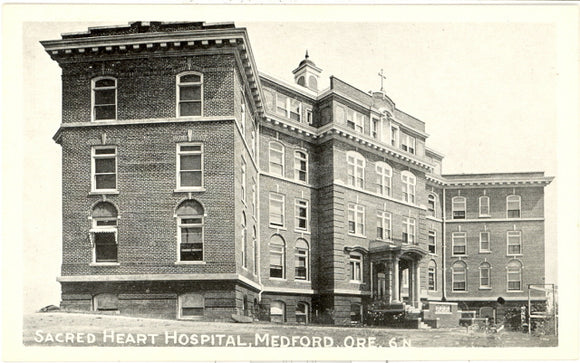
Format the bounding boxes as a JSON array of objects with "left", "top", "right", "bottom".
[
  {"left": 270, "top": 300, "right": 286, "bottom": 323},
  {"left": 401, "top": 171, "right": 416, "bottom": 203},
  {"left": 346, "top": 151, "right": 365, "bottom": 188},
  {"left": 375, "top": 161, "right": 392, "bottom": 196},
  {"left": 452, "top": 261, "right": 467, "bottom": 291},
  {"left": 177, "top": 72, "right": 203, "bottom": 117},
  {"left": 93, "top": 293, "right": 118, "bottom": 311},
  {"left": 297, "top": 76, "right": 305, "bottom": 86},
  {"left": 269, "top": 235, "right": 285, "bottom": 279},
  {"left": 479, "top": 195, "right": 490, "bottom": 217},
  {"left": 296, "top": 302, "right": 309, "bottom": 324},
  {"left": 92, "top": 77, "right": 117, "bottom": 121},
  {"left": 178, "top": 293, "right": 204, "bottom": 319},
  {"left": 452, "top": 196, "right": 466, "bottom": 219},
  {"left": 507, "top": 260, "right": 523, "bottom": 291},
  {"left": 295, "top": 239, "right": 309, "bottom": 281},
  {"left": 176, "top": 199, "right": 204, "bottom": 262},
  {"left": 90, "top": 202, "right": 118, "bottom": 263},
  {"left": 269, "top": 141, "right": 285, "bottom": 176},
  {"left": 428, "top": 260, "right": 437, "bottom": 291},
  {"left": 479, "top": 262, "right": 491, "bottom": 288},
  {"left": 506, "top": 195, "right": 521, "bottom": 218},
  {"left": 241, "top": 212, "right": 247, "bottom": 268},
  {"left": 427, "top": 193, "right": 437, "bottom": 217},
  {"left": 294, "top": 150, "right": 308, "bottom": 182}
]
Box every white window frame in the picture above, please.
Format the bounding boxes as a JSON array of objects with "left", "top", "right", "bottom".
[
  {"left": 91, "top": 146, "right": 118, "bottom": 193},
  {"left": 240, "top": 157, "right": 246, "bottom": 203},
  {"left": 428, "top": 230, "right": 436, "bottom": 254},
  {"left": 269, "top": 236, "right": 286, "bottom": 279},
  {"left": 346, "top": 151, "right": 365, "bottom": 188},
  {"left": 295, "top": 239, "right": 309, "bottom": 281},
  {"left": 452, "top": 231, "right": 467, "bottom": 256},
  {"left": 90, "top": 203, "right": 119, "bottom": 264},
  {"left": 177, "top": 212, "right": 204, "bottom": 263},
  {"left": 507, "top": 260, "right": 523, "bottom": 291},
  {"left": 401, "top": 171, "right": 416, "bottom": 204},
  {"left": 401, "top": 133, "right": 416, "bottom": 154},
  {"left": 349, "top": 252, "right": 363, "bottom": 282},
  {"left": 371, "top": 117, "right": 379, "bottom": 139},
  {"left": 427, "top": 193, "right": 437, "bottom": 217},
  {"left": 296, "top": 302, "right": 309, "bottom": 324},
  {"left": 305, "top": 108, "right": 313, "bottom": 125},
  {"left": 347, "top": 204, "right": 365, "bottom": 236},
  {"left": 479, "top": 231, "right": 491, "bottom": 252},
  {"left": 390, "top": 125, "right": 399, "bottom": 148},
  {"left": 428, "top": 260, "right": 437, "bottom": 291},
  {"left": 507, "top": 230, "right": 522, "bottom": 256},
  {"left": 295, "top": 199, "right": 309, "bottom": 232},
  {"left": 376, "top": 211, "right": 392, "bottom": 241},
  {"left": 507, "top": 195, "right": 521, "bottom": 219},
  {"left": 91, "top": 77, "right": 117, "bottom": 121},
  {"left": 452, "top": 196, "right": 466, "bottom": 219},
  {"left": 479, "top": 262, "right": 491, "bottom": 289},
  {"left": 294, "top": 150, "right": 308, "bottom": 183},
  {"left": 268, "top": 141, "right": 285, "bottom": 177},
  {"left": 176, "top": 72, "right": 203, "bottom": 117},
  {"left": 269, "top": 193, "right": 285, "bottom": 228},
  {"left": 479, "top": 196, "right": 491, "bottom": 217},
  {"left": 176, "top": 143, "right": 204, "bottom": 191},
  {"left": 275, "top": 93, "right": 302, "bottom": 122},
  {"left": 402, "top": 216, "right": 416, "bottom": 243},
  {"left": 452, "top": 261, "right": 467, "bottom": 292},
  {"left": 375, "top": 162, "right": 392, "bottom": 196},
  {"left": 241, "top": 212, "right": 247, "bottom": 268}
]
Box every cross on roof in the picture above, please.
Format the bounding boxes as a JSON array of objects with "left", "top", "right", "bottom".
[{"left": 378, "top": 69, "right": 387, "bottom": 92}]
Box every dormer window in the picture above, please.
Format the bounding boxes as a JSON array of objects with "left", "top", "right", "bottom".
[
  {"left": 177, "top": 72, "right": 203, "bottom": 117},
  {"left": 92, "top": 77, "right": 117, "bottom": 121}
]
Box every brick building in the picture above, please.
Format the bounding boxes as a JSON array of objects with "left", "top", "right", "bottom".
[{"left": 41, "top": 21, "right": 553, "bottom": 325}]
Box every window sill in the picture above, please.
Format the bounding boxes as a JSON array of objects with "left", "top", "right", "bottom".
[
  {"left": 451, "top": 290, "right": 469, "bottom": 293},
  {"left": 89, "top": 190, "right": 119, "bottom": 196},
  {"left": 269, "top": 225, "right": 286, "bottom": 230},
  {"left": 174, "top": 261, "right": 206, "bottom": 265},
  {"left": 507, "top": 290, "right": 524, "bottom": 293},
  {"left": 295, "top": 279, "right": 311, "bottom": 283},
  {"left": 269, "top": 277, "right": 287, "bottom": 281},
  {"left": 479, "top": 251, "right": 492, "bottom": 254},
  {"left": 479, "top": 287, "right": 492, "bottom": 290},
  {"left": 507, "top": 254, "right": 523, "bottom": 257},
  {"left": 479, "top": 215, "right": 491, "bottom": 218},
  {"left": 349, "top": 280, "right": 364, "bottom": 284},
  {"left": 428, "top": 252, "right": 437, "bottom": 256},
  {"left": 174, "top": 187, "right": 206, "bottom": 193},
  {"left": 452, "top": 255, "right": 468, "bottom": 257},
  {"left": 348, "top": 233, "right": 367, "bottom": 239},
  {"left": 294, "top": 229, "right": 310, "bottom": 235},
  {"left": 90, "top": 262, "right": 120, "bottom": 266}
]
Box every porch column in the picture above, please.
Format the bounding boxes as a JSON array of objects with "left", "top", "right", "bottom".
[
  {"left": 392, "top": 257, "right": 400, "bottom": 303},
  {"left": 408, "top": 261, "right": 414, "bottom": 306},
  {"left": 414, "top": 262, "right": 421, "bottom": 309}
]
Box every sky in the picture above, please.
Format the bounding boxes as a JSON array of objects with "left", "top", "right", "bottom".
[{"left": 5, "top": 5, "right": 573, "bottom": 314}]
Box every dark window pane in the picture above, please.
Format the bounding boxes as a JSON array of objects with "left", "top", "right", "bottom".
[
  {"left": 179, "top": 102, "right": 201, "bottom": 116},
  {"left": 95, "top": 174, "right": 116, "bottom": 189},
  {"left": 180, "top": 171, "right": 202, "bottom": 187},
  {"left": 270, "top": 266, "right": 283, "bottom": 278},
  {"left": 508, "top": 210, "right": 520, "bottom": 218},
  {"left": 95, "top": 158, "right": 116, "bottom": 173},
  {"left": 94, "top": 148, "right": 115, "bottom": 155},
  {"left": 95, "top": 233, "right": 117, "bottom": 262},
  {"left": 180, "top": 74, "right": 201, "bottom": 83},
  {"left": 96, "top": 220, "right": 117, "bottom": 226},
  {"left": 180, "top": 145, "right": 201, "bottom": 152},
  {"left": 95, "top": 79, "right": 115, "bottom": 87},
  {"left": 182, "top": 307, "right": 204, "bottom": 316},
  {"left": 180, "top": 85, "right": 201, "bottom": 101},
  {"left": 181, "top": 227, "right": 202, "bottom": 244},
  {"left": 180, "top": 154, "right": 201, "bottom": 171},
  {"left": 181, "top": 218, "right": 202, "bottom": 224},
  {"left": 295, "top": 267, "right": 307, "bottom": 279},
  {"left": 95, "top": 89, "right": 115, "bottom": 105},
  {"left": 95, "top": 105, "right": 116, "bottom": 120}
]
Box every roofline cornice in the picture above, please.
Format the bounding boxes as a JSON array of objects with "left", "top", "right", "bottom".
[{"left": 426, "top": 174, "right": 554, "bottom": 187}]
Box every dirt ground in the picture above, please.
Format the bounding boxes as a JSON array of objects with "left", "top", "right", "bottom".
[{"left": 23, "top": 312, "right": 557, "bottom": 348}]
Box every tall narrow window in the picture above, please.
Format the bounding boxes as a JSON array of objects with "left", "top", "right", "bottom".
[
  {"left": 507, "top": 231, "right": 522, "bottom": 255},
  {"left": 296, "top": 302, "right": 309, "bottom": 323},
  {"left": 289, "top": 98, "right": 301, "bottom": 121},
  {"left": 348, "top": 204, "right": 365, "bottom": 236},
  {"left": 349, "top": 252, "right": 363, "bottom": 282},
  {"left": 176, "top": 143, "right": 203, "bottom": 189},
  {"left": 90, "top": 202, "right": 118, "bottom": 263},
  {"left": 251, "top": 178, "right": 256, "bottom": 216},
  {"left": 376, "top": 211, "right": 391, "bottom": 240},
  {"left": 390, "top": 125, "right": 399, "bottom": 147},
  {"left": 240, "top": 158, "right": 246, "bottom": 203},
  {"left": 251, "top": 129, "right": 256, "bottom": 156},
  {"left": 480, "top": 262, "right": 491, "bottom": 288},
  {"left": 276, "top": 94, "right": 288, "bottom": 117},
  {"left": 355, "top": 113, "right": 364, "bottom": 133},
  {"left": 346, "top": 109, "right": 356, "bottom": 130},
  {"left": 92, "top": 77, "right": 117, "bottom": 121},
  {"left": 240, "top": 93, "right": 246, "bottom": 136},
  {"left": 252, "top": 226, "right": 258, "bottom": 275},
  {"left": 402, "top": 217, "right": 416, "bottom": 243},
  {"left": 452, "top": 232, "right": 467, "bottom": 255},
  {"left": 375, "top": 162, "right": 392, "bottom": 196},
  {"left": 507, "top": 195, "right": 521, "bottom": 218},
  {"left": 371, "top": 118, "right": 379, "bottom": 139},
  {"left": 269, "top": 142, "right": 284, "bottom": 176},
  {"left": 176, "top": 200, "right": 204, "bottom": 262},
  {"left": 177, "top": 73, "right": 202, "bottom": 117},
  {"left": 401, "top": 133, "right": 416, "bottom": 154},
  {"left": 452, "top": 196, "right": 466, "bottom": 219},
  {"left": 479, "top": 196, "right": 490, "bottom": 217},
  {"left": 427, "top": 194, "right": 437, "bottom": 217},
  {"left": 428, "top": 230, "right": 436, "bottom": 254},
  {"left": 295, "top": 199, "right": 309, "bottom": 232},
  {"left": 295, "top": 239, "right": 309, "bottom": 280},
  {"left": 241, "top": 212, "right": 247, "bottom": 268},
  {"left": 401, "top": 171, "right": 416, "bottom": 203},
  {"left": 91, "top": 146, "right": 117, "bottom": 192},
  {"left": 269, "top": 235, "right": 285, "bottom": 279},
  {"left": 480, "top": 231, "right": 491, "bottom": 252},
  {"left": 452, "top": 261, "right": 467, "bottom": 291},
  {"left": 305, "top": 108, "right": 313, "bottom": 125},
  {"left": 347, "top": 151, "right": 365, "bottom": 188},
  {"left": 294, "top": 151, "right": 308, "bottom": 182},
  {"left": 428, "top": 260, "right": 437, "bottom": 291},
  {"left": 507, "top": 260, "right": 522, "bottom": 291},
  {"left": 269, "top": 193, "right": 285, "bottom": 228}
]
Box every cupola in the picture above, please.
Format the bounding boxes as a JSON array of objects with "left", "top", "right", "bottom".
[{"left": 292, "top": 50, "right": 322, "bottom": 92}]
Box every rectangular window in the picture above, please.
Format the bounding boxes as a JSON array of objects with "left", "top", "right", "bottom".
[
  {"left": 480, "top": 266, "right": 491, "bottom": 288},
  {"left": 269, "top": 193, "right": 285, "bottom": 228},
  {"left": 177, "top": 73, "right": 202, "bottom": 117},
  {"left": 452, "top": 232, "right": 467, "bottom": 255},
  {"left": 355, "top": 113, "right": 365, "bottom": 133},
  {"left": 295, "top": 248, "right": 308, "bottom": 280},
  {"left": 348, "top": 204, "right": 365, "bottom": 236},
  {"left": 507, "top": 231, "right": 522, "bottom": 255},
  {"left": 390, "top": 125, "right": 399, "bottom": 147},
  {"left": 305, "top": 108, "right": 313, "bottom": 125},
  {"left": 251, "top": 179, "right": 256, "bottom": 216},
  {"left": 92, "top": 78, "right": 117, "bottom": 120},
  {"left": 276, "top": 93, "right": 288, "bottom": 117},
  {"left": 401, "top": 133, "right": 416, "bottom": 154},
  {"left": 177, "top": 143, "right": 203, "bottom": 189},
  {"left": 427, "top": 195, "right": 436, "bottom": 217},
  {"left": 93, "top": 232, "right": 117, "bottom": 263},
  {"left": 452, "top": 197, "right": 466, "bottom": 219},
  {"left": 479, "top": 196, "right": 490, "bottom": 217},
  {"left": 240, "top": 93, "right": 246, "bottom": 137},
  {"left": 402, "top": 217, "right": 416, "bottom": 243},
  {"left": 275, "top": 93, "right": 302, "bottom": 122},
  {"left": 294, "top": 151, "right": 308, "bottom": 182},
  {"left": 428, "top": 231, "right": 436, "bottom": 254},
  {"left": 428, "top": 266, "right": 436, "bottom": 291},
  {"left": 269, "top": 244, "right": 285, "bottom": 279},
  {"left": 241, "top": 158, "right": 246, "bottom": 203},
  {"left": 452, "top": 267, "right": 467, "bottom": 291},
  {"left": 289, "top": 98, "right": 301, "bottom": 122},
  {"left": 295, "top": 199, "right": 309, "bottom": 231},
  {"left": 179, "top": 217, "right": 203, "bottom": 261},
  {"left": 507, "top": 267, "right": 522, "bottom": 291},
  {"left": 269, "top": 142, "right": 284, "bottom": 176},
  {"left": 507, "top": 196, "right": 521, "bottom": 218},
  {"left": 346, "top": 109, "right": 356, "bottom": 130},
  {"left": 371, "top": 118, "right": 379, "bottom": 139},
  {"left": 480, "top": 231, "right": 491, "bottom": 252},
  {"left": 349, "top": 253, "right": 362, "bottom": 282},
  {"left": 376, "top": 211, "right": 392, "bottom": 240},
  {"left": 92, "top": 147, "right": 117, "bottom": 192}
]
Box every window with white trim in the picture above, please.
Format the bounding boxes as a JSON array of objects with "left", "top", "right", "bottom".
[
  {"left": 178, "top": 293, "right": 204, "bottom": 319},
  {"left": 452, "top": 196, "right": 466, "bottom": 219},
  {"left": 479, "top": 196, "right": 490, "bottom": 217},
  {"left": 452, "top": 261, "right": 467, "bottom": 291},
  {"left": 452, "top": 231, "right": 467, "bottom": 255},
  {"left": 296, "top": 302, "right": 309, "bottom": 323},
  {"left": 402, "top": 217, "right": 416, "bottom": 243},
  {"left": 305, "top": 108, "right": 313, "bottom": 125},
  {"left": 92, "top": 77, "right": 117, "bottom": 121},
  {"left": 176, "top": 143, "right": 203, "bottom": 189},
  {"left": 270, "top": 300, "right": 286, "bottom": 322},
  {"left": 375, "top": 162, "right": 392, "bottom": 196},
  {"left": 295, "top": 199, "right": 309, "bottom": 232},
  {"left": 376, "top": 211, "right": 392, "bottom": 240},
  {"left": 347, "top": 151, "right": 365, "bottom": 188},
  {"left": 507, "top": 195, "right": 521, "bottom": 218},
  {"left": 91, "top": 146, "right": 117, "bottom": 192},
  {"left": 507, "top": 260, "right": 522, "bottom": 291},
  {"left": 400, "top": 133, "right": 416, "bottom": 154},
  {"left": 479, "top": 262, "right": 491, "bottom": 288},
  {"left": 269, "top": 193, "right": 285, "bottom": 228},
  {"left": 480, "top": 231, "right": 491, "bottom": 252},
  {"left": 371, "top": 118, "right": 379, "bottom": 139},
  {"left": 176, "top": 199, "right": 204, "bottom": 262},
  {"left": 349, "top": 252, "right": 363, "bottom": 282},
  {"left": 241, "top": 157, "right": 246, "bottom": 203},
  {"left": 347, "top": 204, "right": 365, "bottom": 236},
  {"left": 90, "top": 202, "right": 118, "bottom": 263},
  {"left": 275, "top": 93, "right": 302, "bottom": 122},
  {"left": 241, "top": 212, "right": 247, "bottom": 268},
  {"left": 390, "top": 125, "right": 399, "bottom": 147},
  {"left": 346, "top": 109, "right": 365, "bottom": 133},
  {"left": 427, "top": 193, "right": 437, "bottom": 217},
  {"left": 401, "top": 171, "right": 416, "bottom": 203},
  {"left": 177, "top": 72, "right": 202, "bottom": 117},
  {"left": 294, "top": 151, "right": 308, "bottom": 183},
  {"left": 507, "top": 231, "right": 522, "bottom": 255},
  {"left": 428, "top": 260, "right": 437, "bottom": 291},
  {"left": 428, "top": 230, "right": 436, "bottom": 254},
  {"left": 269, "top": 235, "right": 285, "bottom": 279},
  {"left": 269, "top": 141, "right": 284, "bottom": 176},
  {"left": 295, "top": 239, "right": 309, "bottom": 280}
]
